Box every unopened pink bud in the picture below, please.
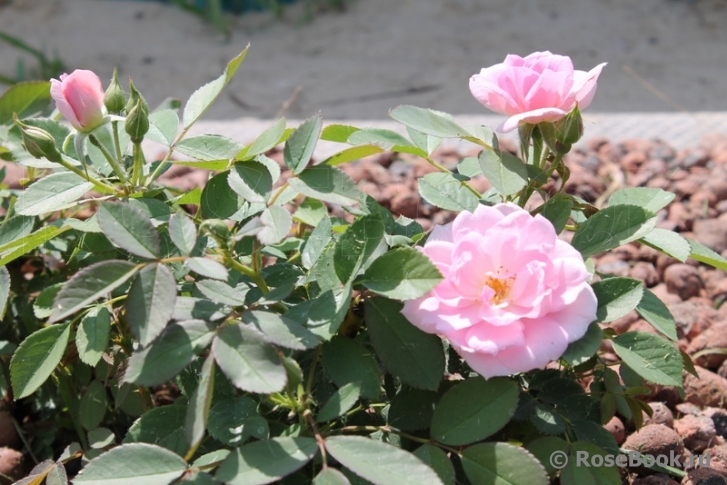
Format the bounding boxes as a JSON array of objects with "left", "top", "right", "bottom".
[{"left": 50, "top": 70, "right": 106, "bottom": 132}]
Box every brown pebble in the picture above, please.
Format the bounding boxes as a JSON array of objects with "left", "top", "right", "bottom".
[
  {"left": 605, "top": 416, "right": 626, "bottom": 444},
  {"left": 0, "top": 412, "right": 18, "bottom": 449},
  {"left": 701, "top": 445, "right": 727, "bottom": 479},
  {"left": 631, "top": 261, "right": 660, "bottom": 287},
  {"left": 633, "top": 475, "right": 681, "bottom": 485},
  {"left": 664, "top": 264, "right": 705, "bottom": 301},
  {"left": 682, "top": 467, "right": 727, "bottom": 485},
  {"left": 686, "top": 322, "right": 727, "bottom": 370},
  {"left": 623, "top": 424, "right": 687, "bottom": 470},
  {"left": 693, "top": 215, "right": 727, "bottom": 254},
  {"left": 684, "top": 367, "right": 727, "bottom": 408},
  {"left": 645, "top": 402, "right": 675, "bottom": 428},
  {"left": 674, "top": 414, "right": 718, "bottom": 452}
]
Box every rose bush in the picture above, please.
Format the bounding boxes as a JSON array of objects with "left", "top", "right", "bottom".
[
  {"left": 402, "top": 203, "right": 597, "bottom": 378},
  {"left": 0, "top": 49, "right": 714, "bottom": 484},
  {"left": 469, "top": 51, "right": 606, "bottom": 133}
]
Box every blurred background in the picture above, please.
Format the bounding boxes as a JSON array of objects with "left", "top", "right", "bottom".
[{"left": 1, "top": 0, "right": 727, "bottom": 121}]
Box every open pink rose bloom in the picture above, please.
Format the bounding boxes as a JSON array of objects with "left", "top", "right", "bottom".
[
  {"left": 50, "top": 70, "right": 106, "bottom": 132},
  {"left": 470, "top": 51, "right": 606, "bottom": 133},
  {"left": 402, "top": 203, "right": 597, "bottom": 379}
]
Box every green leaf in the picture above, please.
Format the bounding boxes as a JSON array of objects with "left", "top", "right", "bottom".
[
  {"left": 362, "top": 247, "right": 442, "bottom": 300},
  {"left": 388, "top": 387, "right": 437, "bottom": 431},
  {"left": 207, "top": 396, "right": 258, "bottom": 446},
  {"left": 258, "top": 206, "right": 293, "bottom": 245},
  {"left": 49, "top": 260, "right": 139, "bottom": 323},
  {"left": 125, "top": 263, "right": 177, "bottom": 346},
  {"left": 430, "top": 377, "right": 519, "bottom": 446},
  {"left": 540, "top": 196, "right": 573, "bottom": 234},
  {"left": 525, "top": 436, "right": 570, "bottom": 476},
  {"left": 636, "top": 289, "right": 678, "bottom": 341},
  {"left": 608, "top": 187, "right": 675, "bottom": 213},
  {"left": 460, "top": 442, "right": 549, "bottom": 485},
  {"left": 347, "top": 128, "right": 421, "bottom": 154},
  {"left": 688, "top": 239, "right": 727, "bottom": 270},
  {"left": 0, "top": 266, "right": 10, "bottom": 319},
  {"left": 215, "top": 437, "right": 318, "bottom": 485},
  {"left": 321, "top": 124, "right": 360, "bottom": 143},
  {"left": 572, "top": 205, "right": 656, "bottom": 258},
  {"left": 15, "top": 172, "right": 93, "bottom": 216},
  {"left": 147, "top": 109, "right": 179, "bottom": 146},
  {"left": 365, "top": 298, "right": 444, "bottom": 390},
  {"left": 478, "top": 149, "right": 528, "bottom": 196},
  {"left": 301, "top": 215, "right": 332, "bottom": 270},
  {"left": 239, "top": 118, "right": 286, "bottom": 159},
  {"left": 306, "top": 285, "right": 352, "bottom": 340},
  {"left": 457, "top": 156, "right": 483, "bottom": 178},
  {"left": 285, "top": 113, "right": 323, "bottom": 174},
  {"left": 196, "top": 279, "right": 247, "bottom": 306},
  {"left": 98, "top": 202, "right": 160, "bottom": 259},
  {"left": 168, "top": 213, "right": 197, "bottom": 256},
  {"left": 10, "top": 323, "right": 70, "bottom": 399},
  {"left": 0, "top": 80, "right": 51, "bottom": 124},
  {"left": 325, "top": 435, "right": 444, "bottom": 485},
  {"left": 73, "top": 443, "right": 188, "bottom": 485},
  {"left": 185, "top": 353, "right": 215, "bottom": 452},
  {"left": 314, "top": 468, "right": 351, "bottom": 485},
  {"left": 0, "top": 214, "right": 34, "bottom": 248},
  {"left": 412, "top": 445, "right": 455, "bottom": 485},
  {"left": 186, "top": 257, "right": 228, "bottom": 280},
  {"left": 0, "top": 224, "right": 70, "bottom": 267},
  {"left": 323, "top": 146, "right": 384, "bottom": 166},
  {"left": 559, "top": 442, "right": 621, "bottom": 485},
  {"left": 172, "top": 297, "right": 228, "bottom": 322},
  {"left": 88, "top": 427, "right": 115, "bottom": 449},
  {"left": 322, "top": 336, "right": 381, "bottom": 400},
  {"left": 561, "top": 321, "right": 603, "bottom": 366},
  {"left": 317, "top": 382, "right": 361, "bottom": 422},
  {"left": 611, "top": 332, "right": 683, "bottom": 387},
  {"left": 334, "top": 214, "right": 386, "bottom": 284},
  {"left": 639, "top": 228, "right": 690, "bottom": 262},
  {"left": 123, "top": 405, "right": 187, "bottom": 456},
  {"left": 183, "top": 48, "right": 248, "bottom": 129},
  {"left": 389, "top": 105, "right": 469, "bottom": 138},
  {"left": 288, "top": 165, "right": 360, "bottom": 206},
  {"left": 228, "top": 161, "right": 273, "bottom": 203},
  {"left": 593, "top": 277, "right": 643, "bottom": 323},
  {"left": 79, "top": 381, "right": 108, "bottom": 430},
  {"left": 201, "top": 171, "right": 246, "bottom": 219},
  {"left": 124, "top": 321, "right": 213, "bottom": 386},
  {"left": 243, "top": 310, "right": 321, "bottom": 350},
  {"left": 407, "top": 127, "right": 443, "bottom": 156},
  {"left": 213, "top": 323, "right": 287, "bottom": 394},
  {"left": 175, "top": 135, "right": 243, "bottom": 160},
  {"left": 418, "top": 172, "right": 479, "bottom": 212},
  {"left": 76, "top": 306, "right": 111, "bottom": 367}
]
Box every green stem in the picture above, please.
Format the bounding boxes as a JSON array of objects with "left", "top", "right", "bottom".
[
  {"left": 223, "top": 252, "right": 270, "bottom": 293},
  {"left": 423, "top": 156, "right": 482, "bottom": 198},
  {"left": 131, "top": 142, "right": 144, "bottom": 187},
  {"left": 112, "top": 120, "right": 124, "bottom": 167},
  {"left": 57, "top": 368, "right": 90, "bottom": 450},
  {"left": 60, "top": 154, "right": 118, "bottom": 194},
  {"left": 89, "top": 134, "right": 129, "bottom": 183},
  {"left": 305, "top": 346, "right": 321, "bottom": 397}
]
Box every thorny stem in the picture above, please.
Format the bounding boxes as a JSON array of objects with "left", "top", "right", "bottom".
[
  {"left": 89, "top": 133, "right": 129, "bottom": 183},
  {"left": 267, "top": 182, "right": 290, "bottom": 206},
  {"left": 424, "top": 155, "right": 482, "bottom": 198},
  {"left": 131, "top": 141, "right": 144, "bottom": 187},
  {"left": 59, "top": 154, "right": 118, "bottom": 194},
  {"left": 304, "top": 411, "right": 328, "bottom": 469},
  {"left": 222, "top": 252, "right": 270, "bottom": 294}
]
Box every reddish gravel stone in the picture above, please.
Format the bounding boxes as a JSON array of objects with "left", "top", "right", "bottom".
[
  {"left": 665, "top": 264, "right": 705, "bottom": 300},
  {"left": 0, "top": 447, "right": 23, "bottom": 485},
  {"left": 684, "top": 367, "right": 727, "bottom": 408},
  {"left": 605, "top": 415, "right": 626, "bottom": 445},
  {"left": 632, "top": 474, "right": 680, "bottom": 485},
  {"left": 682, "top": 467, "right": 727, "bottom": 485},
  {"left": 623, "top": 424, "right": 687, "bottom": 470},
  {"left": 645, "top": 402, "right": 676, "bottom": 428},
  {"left": 675, "top": 414, "right": 719, "bottom": 452},
  {"left": 631, "top": 262, "right": 660, "bottom": 287},
  {"left": 686, "top": 322, "right": 727, "bottom": 369}
]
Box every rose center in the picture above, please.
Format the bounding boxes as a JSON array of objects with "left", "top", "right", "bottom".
[{"left": 485, "top": 275, "right": 515, "bottom": 305}]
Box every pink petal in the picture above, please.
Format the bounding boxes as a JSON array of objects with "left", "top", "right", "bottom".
[{"left": 497, "top": 107, "right": 570, "bottom": 133}]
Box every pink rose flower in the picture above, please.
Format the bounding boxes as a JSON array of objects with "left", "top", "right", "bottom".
[
  {"left": 50, "top": 70, "right": 106, "bottom": 132},
  {"left": 470, "top": 51, "right": 607, "bottom": 133},
  {"left": 402, "top": 203, "right": 597, "bottom": 379}
]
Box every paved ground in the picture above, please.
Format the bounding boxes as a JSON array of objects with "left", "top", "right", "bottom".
[{"left": 2, "top": 0, "right": 727, "bottom": 150}]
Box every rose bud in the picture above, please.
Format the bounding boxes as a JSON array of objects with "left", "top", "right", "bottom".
[
  {"left": 50, "top": 69, "right": 106, "bottom": 132},
  {"left": 13, "top": 116, "right": 62, "bottom": 163},
  {"left": 104, "top": 68, "right": 127, "bottom": 115}
]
